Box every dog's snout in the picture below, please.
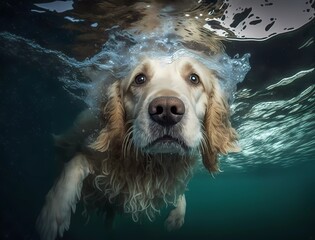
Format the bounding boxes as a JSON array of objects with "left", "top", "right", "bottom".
[{"left": 148, "top": 96, "right": 185, "bottom": 126}]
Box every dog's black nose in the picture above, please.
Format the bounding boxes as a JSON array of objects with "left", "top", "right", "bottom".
[{"left": 148, "top": 96, "right": 185, "bottom": 126}]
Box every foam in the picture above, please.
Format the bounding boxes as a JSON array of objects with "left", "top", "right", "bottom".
[{"left": 83, "top": 28, "right": 251, "bottom": 106}]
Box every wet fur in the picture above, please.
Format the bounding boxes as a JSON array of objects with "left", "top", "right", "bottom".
[{"left": 36, "top": 58, "right": 239, "bottom": 240}]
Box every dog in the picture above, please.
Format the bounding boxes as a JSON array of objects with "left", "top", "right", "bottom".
[{"left": 36, "top": 38, "right": 241, "bottom": 239}]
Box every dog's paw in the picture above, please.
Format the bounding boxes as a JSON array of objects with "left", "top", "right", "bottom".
[
  {"left": 165, "top": 208, "right": 185, "bottom": 231},
  {"left": 36, "top": 154, "right": 89, "bottom": 240},
  {"left": 36, "top": 194, "right": 72, "bottom": 240}
]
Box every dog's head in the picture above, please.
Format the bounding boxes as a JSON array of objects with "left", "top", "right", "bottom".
[{"left": 91, "top": 56, "right": 240, "bottom": 172}]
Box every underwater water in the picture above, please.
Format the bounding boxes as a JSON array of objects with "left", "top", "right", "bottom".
[{"left": 0, "top": 0, "right": 314, "bottom": 240}]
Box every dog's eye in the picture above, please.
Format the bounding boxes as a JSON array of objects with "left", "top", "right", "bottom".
[
  {"left": 134, "top": 74, "right": 147, "bottom": 85},
  {"left": 189, "top": 73, "right": 200, "bottom": 85}
]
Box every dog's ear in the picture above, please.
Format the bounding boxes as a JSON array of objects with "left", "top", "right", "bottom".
[
  {"left": 90, "top": 81, "right": 125, "bottom": 152},
  {"left": 202, "top": 81, "right": 240, "bottom": 172}
]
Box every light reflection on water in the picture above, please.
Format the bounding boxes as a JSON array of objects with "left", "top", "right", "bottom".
[
  {"left": 222, "top": 68, "right": 315, "bottom": 170},
  {"left": 32, "top": 0, "right": 315, "bottom": 41},
  {"left": 204, "top": 0, "right": 315, "bottom": 41}
]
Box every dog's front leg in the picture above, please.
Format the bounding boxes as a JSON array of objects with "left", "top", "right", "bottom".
[
  {"left": 36, "top": 154, "right": 90, "bottom": 240},
  {"left": 165, "top": 194, "right": 186, "bottom": 231}
]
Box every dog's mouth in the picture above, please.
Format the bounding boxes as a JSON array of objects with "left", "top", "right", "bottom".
[{"left": 143, "top": 135, "right": 189, "bottom": 154}]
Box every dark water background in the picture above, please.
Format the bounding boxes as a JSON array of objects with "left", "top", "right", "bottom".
[{"left": 0, "top": 1, "right": 314, "bottom": 240}]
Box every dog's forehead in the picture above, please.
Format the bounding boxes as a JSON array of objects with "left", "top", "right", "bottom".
[
  {"left": 152, "top": 57, "right": 172, "bottom": 67},
  {"left": 142, "top": 56, "right": 203, "bottom": 73},
  {"left": 155, "top": 56, "right": 199, "bottom": 67}
]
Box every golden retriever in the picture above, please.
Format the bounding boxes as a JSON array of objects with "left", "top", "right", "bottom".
[{"left": 36, "top": 51, "right": 240, "bottom": 240}]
